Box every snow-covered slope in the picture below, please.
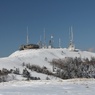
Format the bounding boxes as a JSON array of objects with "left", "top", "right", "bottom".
[
  {"left": 0, "top": 48, "right": 95, "bottom": 70},
  {"left": 0, "top": 48, "right": 95, "bottom": 80}
]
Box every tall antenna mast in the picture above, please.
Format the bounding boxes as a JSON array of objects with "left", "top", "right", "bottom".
[
  {"left": 27, "top": 26, "right": 29, "bottom": 44},
  {"left": 39, "top": 35, "right": 42, "bottom": 48},
  {"left": 68, "top": 26, "right": 75, "bottom": 51},
  {"left": 51, "top": 35, "right": 53, "bottom": 48},
  {"left": 69, "top": 26, "right": 73, "bottom": 44},
  {"left": 71, "top": 26, "right": 73, "bottom": 43}
]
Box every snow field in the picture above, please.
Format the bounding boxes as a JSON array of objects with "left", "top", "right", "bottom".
[{"left": 0, "top": 79, "right": 95, "bottom": 95}]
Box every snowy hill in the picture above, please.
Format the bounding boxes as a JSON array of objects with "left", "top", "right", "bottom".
[
  {"left": 1, "top": 48, "right": 95, "bottom": 67},
  {"left": 0, "top": 48, "right": 95, "bottom": 80}
]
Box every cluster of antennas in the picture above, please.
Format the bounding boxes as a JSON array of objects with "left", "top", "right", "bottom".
[
  {"left": 38, "top": 27, "right": 75, "bottom": 51},
  {"left": 38, "top": 34, "right": 54, "bottom": 49},
  {"left": 19, "top": 26, "right": 75, "bottom": 51},
  {"left": 38, "top": 28, "right": 54, "bottom": 49}
]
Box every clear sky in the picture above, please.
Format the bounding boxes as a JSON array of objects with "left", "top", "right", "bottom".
[{"left": 0, "top": 0, "right": 95, "bottom": 57}]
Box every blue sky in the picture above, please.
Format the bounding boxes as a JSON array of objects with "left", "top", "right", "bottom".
[{"left": 0, "top": 0, "right": 95, "bottom": 57}]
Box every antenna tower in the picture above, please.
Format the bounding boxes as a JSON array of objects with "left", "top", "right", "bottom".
[
  {"left": 27, "top": 26, "right": 29, "bottom": 44},
  {"left": 44, "top": 28, "right": 46, "bottom": 48},
  {"left": 51, "top": 35, "right": 54, "bottom": 48},
  {"left": 68, "top": 26, "right": 75, "bottom": 51}
]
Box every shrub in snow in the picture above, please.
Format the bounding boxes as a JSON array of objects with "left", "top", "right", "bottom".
[
  {"left": 25, "top": 64, "right": 54, "bottom": 76},
  {"left": 50, "top": 57, "right": 95, "bottom": 79},
  {"left": 22, "top": 68, "right": 31, "bottom": 80},
  {"left": 45, "top": 57, "right": 48, "bottom": 61},
  {"left": 22, "top": 62, "right": 25, "bottom": 67},
  {"left": 0, "top": 68, "right": 13, "bottom": 82},
  {"left": 46, "top": 76, "right": 50, "bottom": 80},
  {"left": 13, "top": 68, "right": 20, "bottom": 75}
]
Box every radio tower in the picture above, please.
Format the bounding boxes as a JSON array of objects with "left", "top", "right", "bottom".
[
  {"left": 70, "top": 26, "right": 73, "bottom": 44},
  {"left": 43, "top": 28, "right": 46, "bottom": 48},
  {"left": 68, "top": 26, "right": 75, "bottom": 51},
  {"left": 39, "top": 35, "right": 42, "bottom": 48},
  {"left": 26, "top": 26, "right": 29, "bottom": 45}
]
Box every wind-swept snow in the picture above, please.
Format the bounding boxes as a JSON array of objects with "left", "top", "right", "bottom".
[{"left": 0, "top": 79, "right": 95, "bottom": 95}]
